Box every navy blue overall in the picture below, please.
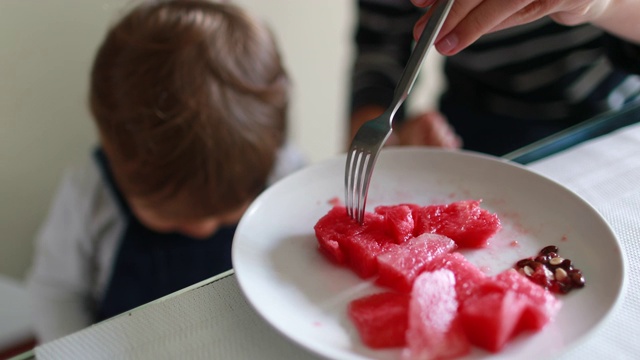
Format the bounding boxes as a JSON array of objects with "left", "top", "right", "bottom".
[{"left": 94, "top": 149, "right": 236, "bottom": 321}]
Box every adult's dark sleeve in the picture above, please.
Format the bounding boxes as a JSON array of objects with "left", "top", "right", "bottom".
[
  {"left": 603, "top": 34, "right": 640, "bottom": 75},
  {"left": 350, "top": 0, "right": 424, "bottom": 122}
]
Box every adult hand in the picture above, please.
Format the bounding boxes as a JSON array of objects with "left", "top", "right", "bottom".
[
  {"left": 350, "top": 106, "right": 461, "bottom": 148},
  {"left": 411, "top": 0, "right": 615, "bottom": 55},
  {"left": 390, "top": 111, "right": 462, "bottom": 148}
]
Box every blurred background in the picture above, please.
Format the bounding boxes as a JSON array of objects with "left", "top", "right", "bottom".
[{"left": 0, "top": 0, "right": 443, "bottom": 283}]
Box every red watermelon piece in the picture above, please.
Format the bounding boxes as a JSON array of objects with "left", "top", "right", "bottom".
[
  {"left": 424, "top": 252, "right": 488, "bottom": 303},
  {"left": 348, "top": 292, "right": 410, "bottom": 348},
  {"left": 313, "top": 206, "right": 359, "bottom": 264},
  {"left": 375, "top": 204, "right": 416, "bottom": 244},
  {"left": 376, "top": 233, "right": 456, "bottom": 293},
  {"left": 340, "top": 222, "right": 398, "bottom": 278},
  {"left": 403, "top": 269, "right": 471, "bottom": 360},
  {"left": 459, "top": 285, "right": 526, "bottom": 353},
  {"left": 314, "top": 206, "right": 395, "bottom": 277},
  {"left": 494, "top": 269, "right": 562, "bottom": 332},
  {"left": 413, "top": 200, "right": 501, "bottom": 248},
  {"left": 459, "top": 269, "right": 561, "bottom": 352}
]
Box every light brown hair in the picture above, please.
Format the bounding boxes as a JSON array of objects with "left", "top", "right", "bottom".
[{"left": 89, "top": 0, "right": 289, "bottom": 219}]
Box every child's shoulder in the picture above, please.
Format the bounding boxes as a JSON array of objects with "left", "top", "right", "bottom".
[
  {"left": 58, "top": 155, "right": 108, "bottom": 205},
  {"left": 61, "top": 155, "right": 104, "bottom": 197},
  {"left": 268, "top": 141, "right": 308, "bottom": 185}
]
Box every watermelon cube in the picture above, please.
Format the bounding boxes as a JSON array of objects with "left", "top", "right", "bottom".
[
  {"left": 376, "top": 234, "right": 456, "bottom": 293},
  {"left": 348, "top": 292, "right": 410, "bottom": 348},
  {"left": 459, "top": 269, "right": 562, "bottom": 353},
  {"left": 413, "top": 200, "right": 501, "bottom": 248},
  {"left": 494, "top": 269, "right": 562, "bottom": 332},
  {"left": 334, "top": 211, "right": 396, "bottom": 278},
  {"left": 314, "top": 205, "right": 392, "bottom": 275},
  {"left": 341, "top": 226, "right": 398, "bottom": 278},
  {"left": 459, "top": 285, "right": 527, "bottom": 353},
  {"left": 403, "top": 269, "right": 471, "bottom": 360},
  {"left": 314, "top": 206, "right": 359, "bottom": 264},
  {"left": 425, "top": 252, "right": 488, "bottom": 303},
  {"left": 375, "top": 204, "right": 416, "bottom": 244}
]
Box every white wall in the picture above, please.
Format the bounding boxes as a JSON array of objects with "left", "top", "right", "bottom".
[
  {"left": 0, "top": 0, "right": 442, "bottom": 280},
  {"left": 1, "top": 0, "right": 124, "bottom": 280}
]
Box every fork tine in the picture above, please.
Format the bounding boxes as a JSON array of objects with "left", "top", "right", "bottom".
[
  {"left": 345, "top": 148, "right": 363, "bottom": 218},
  {"left": 345, "top": 147, "right": 369, "bottom": 223},
  {"left": 354, "top": 151, "right": 369, "bottom": 223},
  {"left": 346, "top": 129, "right": 389, "bottom": 224},
  {"left": 356, "top": 152, "right": 377, "bottom": 223},
  {"left": 344, "top": 149, "right": 356, "bottom": 218}
]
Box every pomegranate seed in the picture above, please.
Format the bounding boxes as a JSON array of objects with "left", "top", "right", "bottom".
[{"left": 514, "top": 245, "right": 585, "bottom": 295}]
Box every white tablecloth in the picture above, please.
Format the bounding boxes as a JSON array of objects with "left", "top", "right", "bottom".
[
  {"left": 35, "top": 124, "right": 640, "bottom": 360},
  {"left": 529, "top": 124, "right": 640, "bottom": 360}
]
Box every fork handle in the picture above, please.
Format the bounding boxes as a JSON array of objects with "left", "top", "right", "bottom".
[{"left": 388, "top": 0, "right": 454, "bottom": 120}]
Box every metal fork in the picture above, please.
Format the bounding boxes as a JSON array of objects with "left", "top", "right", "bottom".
[{"left": 345, "top": 0, "right": 454, "bottom": 223}]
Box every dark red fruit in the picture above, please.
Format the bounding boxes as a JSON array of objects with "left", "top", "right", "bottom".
[{"left": 513, "top": 245, "right": 585, "bottom": 295}]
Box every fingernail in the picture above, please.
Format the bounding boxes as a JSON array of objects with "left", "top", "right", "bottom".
[{"left": 436, "top": 33, "right": 458, "bottom": 55}]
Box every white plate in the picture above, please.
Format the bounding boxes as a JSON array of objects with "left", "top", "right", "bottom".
[{"left": 232, "top": 148, "right": 625, "bottom": 360}]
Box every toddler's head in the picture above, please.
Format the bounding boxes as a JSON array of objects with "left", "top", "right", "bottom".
[{"left": 89, "top": 0, "right": 289, "bottom": 238}]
